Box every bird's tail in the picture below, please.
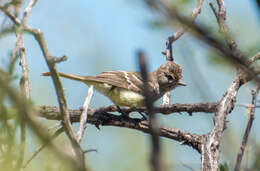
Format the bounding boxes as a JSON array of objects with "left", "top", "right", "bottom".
[{"left": 41, "top": 72, "right": 87, "bottom": 82}]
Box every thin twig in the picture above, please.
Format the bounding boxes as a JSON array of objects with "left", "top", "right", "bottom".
[
  {"left": 84, "top": 149, "right": 98, "bottom": 154},
  {"left": 162, "top": 0, "right": 204, "bottom": 105},
  {"left": 138, "top": 51, "right": 163, "bottom": 171},
  {"left": 22, "top": 0, "right": 37, "bottom": 25},
  {"left": 23, "top": 127, "right": 64, "bottom": 169},
  {"left": 168, "top": 0, "right": 204, "bottom": 43},
  {"left": 234, "top": 87, "right": 260, "bottom": 171},
  {"left": 250, "top": 52, "right": 260, "bottom": 64},
  {"left": 77, "top": 85, "right": 94, "bottom": 143},
  {"left": 181, "top": 161, "right": 198, "bottom": 171}
]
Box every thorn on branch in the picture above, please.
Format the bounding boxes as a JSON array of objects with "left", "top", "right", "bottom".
[
  {"left": 48, "top": 55, "right": 67, "bottom": 64},
  {"left": 83, "top": 149, "right": 98, "bottom": 154}
]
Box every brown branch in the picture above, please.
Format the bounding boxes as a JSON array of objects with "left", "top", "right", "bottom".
[
  {"left": 162, "top": 0, "right": 204, "bottom": 105},
  {"left": 201, "top": 73, "right": 243, "bottom": 171},
  {"left": 199, "top": 2, "right": 260, "bottom": 168},
  {"left": 200, "top": 1, "right": 248, "bottom": 170},
  {"left": 249, "top": 52, "right": 260, "bottom": 64},
  {"left": 209, "top": 1, "right": 240, "bottom": 55},
  {"left": 91, "top": 102, "right": 218, "bottom": 115},
  {"left": 168, "top": 0, "right": 204, "bottom": 43},
  {"left": 138, "top": 51, "right": 163, "bottom": 171},
  {"left": 38, "top": 102, "right": 218, "bottom": 120},
  {"left": 24, "top": 27, "right": 86, "bottom": 170},
  {"left": 37, "top": 105, "right": 202, "bottom": 152},
  {"left": 234, "top": 87, "right": 260, "bottom": 171}
]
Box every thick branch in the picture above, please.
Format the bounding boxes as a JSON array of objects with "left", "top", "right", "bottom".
[
  {"left": 37, "top": 106, "right": 202, "bottom": 152},
  {"left": 200, "top": 1, "right": 250, "bottom": 170},
  {"left": 201, "top": 73, "right": 242, "bottom": 171},
  {"left": 83, "top": 102, "right": 218, "bottom": 116}
]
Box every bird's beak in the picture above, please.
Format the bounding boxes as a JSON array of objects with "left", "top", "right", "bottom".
[{"left": 177, "top": 81, "right": 186, "bottom": 86}]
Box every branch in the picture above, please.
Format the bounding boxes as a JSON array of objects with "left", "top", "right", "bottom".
[
  {"left": 22, "top": 0, "right": 37, "bottom": 25},
  {"left": 138, "top": 51, "right": 163, "bottom": 171},
  {"left": 209, "top": 1, "right": 240, "bottom": 55},
  {"left": 201, "top": 73, "right": 242, "bottom": 171},
  {"left": 37, "top": 105, "right": 202, "bottom": 152},
  {"left": 200, "top": 1, "right": 248, "bottom": 170},
  {"left": 249, "top": 51, "right": 260, "bottom": 64},
  {"left": 0, "top": 5, "right": 21, "bottom": 25},
  {"left": 162, "top": 0, "right": 204, "bottom": 105},
  {"left": 24, "top": 27, "right": 86, "bottom": 170},
  {"left": 234, "top": 87, "right": 260, "bottom": 171},
  {"left": 37, "top": 102, "right": 218, "bottom": 121},
  {"left": 168, "top": 0, "right": 204, "bottom": 43},
  {"left": 76, "top": 85, "right": 94, "bottom": 143}
]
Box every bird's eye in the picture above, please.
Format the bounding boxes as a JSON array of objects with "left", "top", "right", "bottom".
[{"left": 166, "top": 74, "right": 173, "bottom": 80}]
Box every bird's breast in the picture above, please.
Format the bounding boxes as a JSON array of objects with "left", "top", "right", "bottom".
[
  {"left": 85, "top": 81, "right": 144, "bottom": 107},
  {"left": 110, "top": 88, "right": 144, "bottom": 107}
]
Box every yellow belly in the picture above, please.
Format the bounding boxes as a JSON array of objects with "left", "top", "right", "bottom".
[
  {"left": 85, "top": 81, "right": 144, "bottom": 107},
  {"left": 110, "top": 88, "right": 144, "bottom": 107}
]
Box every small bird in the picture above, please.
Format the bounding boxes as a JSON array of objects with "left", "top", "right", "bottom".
[{"left": 41, "top": 61, "right": 185, "bottom": 108}]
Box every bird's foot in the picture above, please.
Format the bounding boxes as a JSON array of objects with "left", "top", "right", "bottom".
[
  {"left": 116, "top": 106, "right": 131, "bottom": 120},
  {"left": 138, "top": 111, "right": 148, "bottom": 121}
]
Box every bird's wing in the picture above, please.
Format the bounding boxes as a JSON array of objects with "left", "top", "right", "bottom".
[{"left": 84, "top": 71, "right": 144, "bottom": 93}]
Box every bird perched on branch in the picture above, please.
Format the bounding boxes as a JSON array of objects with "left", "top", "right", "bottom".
[{"left": 41, "top": 61, "right": 185, "bottom": 108}]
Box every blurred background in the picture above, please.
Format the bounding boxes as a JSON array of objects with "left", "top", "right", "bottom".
[{"left": 1, "top": 0, "right": 260, "bottom": 170}]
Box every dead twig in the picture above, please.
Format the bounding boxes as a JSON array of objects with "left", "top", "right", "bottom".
[
  {"left": 162, "top": 0, "right": 204, "bottom": 105},
  {"left": 76, "top": 85, "right": 94, "bottom": 143},
  {"left": 234, "top": 87, "right": 260, "bottom": 171}
]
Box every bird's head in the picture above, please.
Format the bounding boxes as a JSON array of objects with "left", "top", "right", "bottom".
[{"left": 155, "top": 61, "right": 186, "bottom": 93}]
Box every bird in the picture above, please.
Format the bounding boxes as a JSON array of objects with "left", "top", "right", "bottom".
[{"left": 41, "top": 61, "right": 185, "bottom": 108}]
